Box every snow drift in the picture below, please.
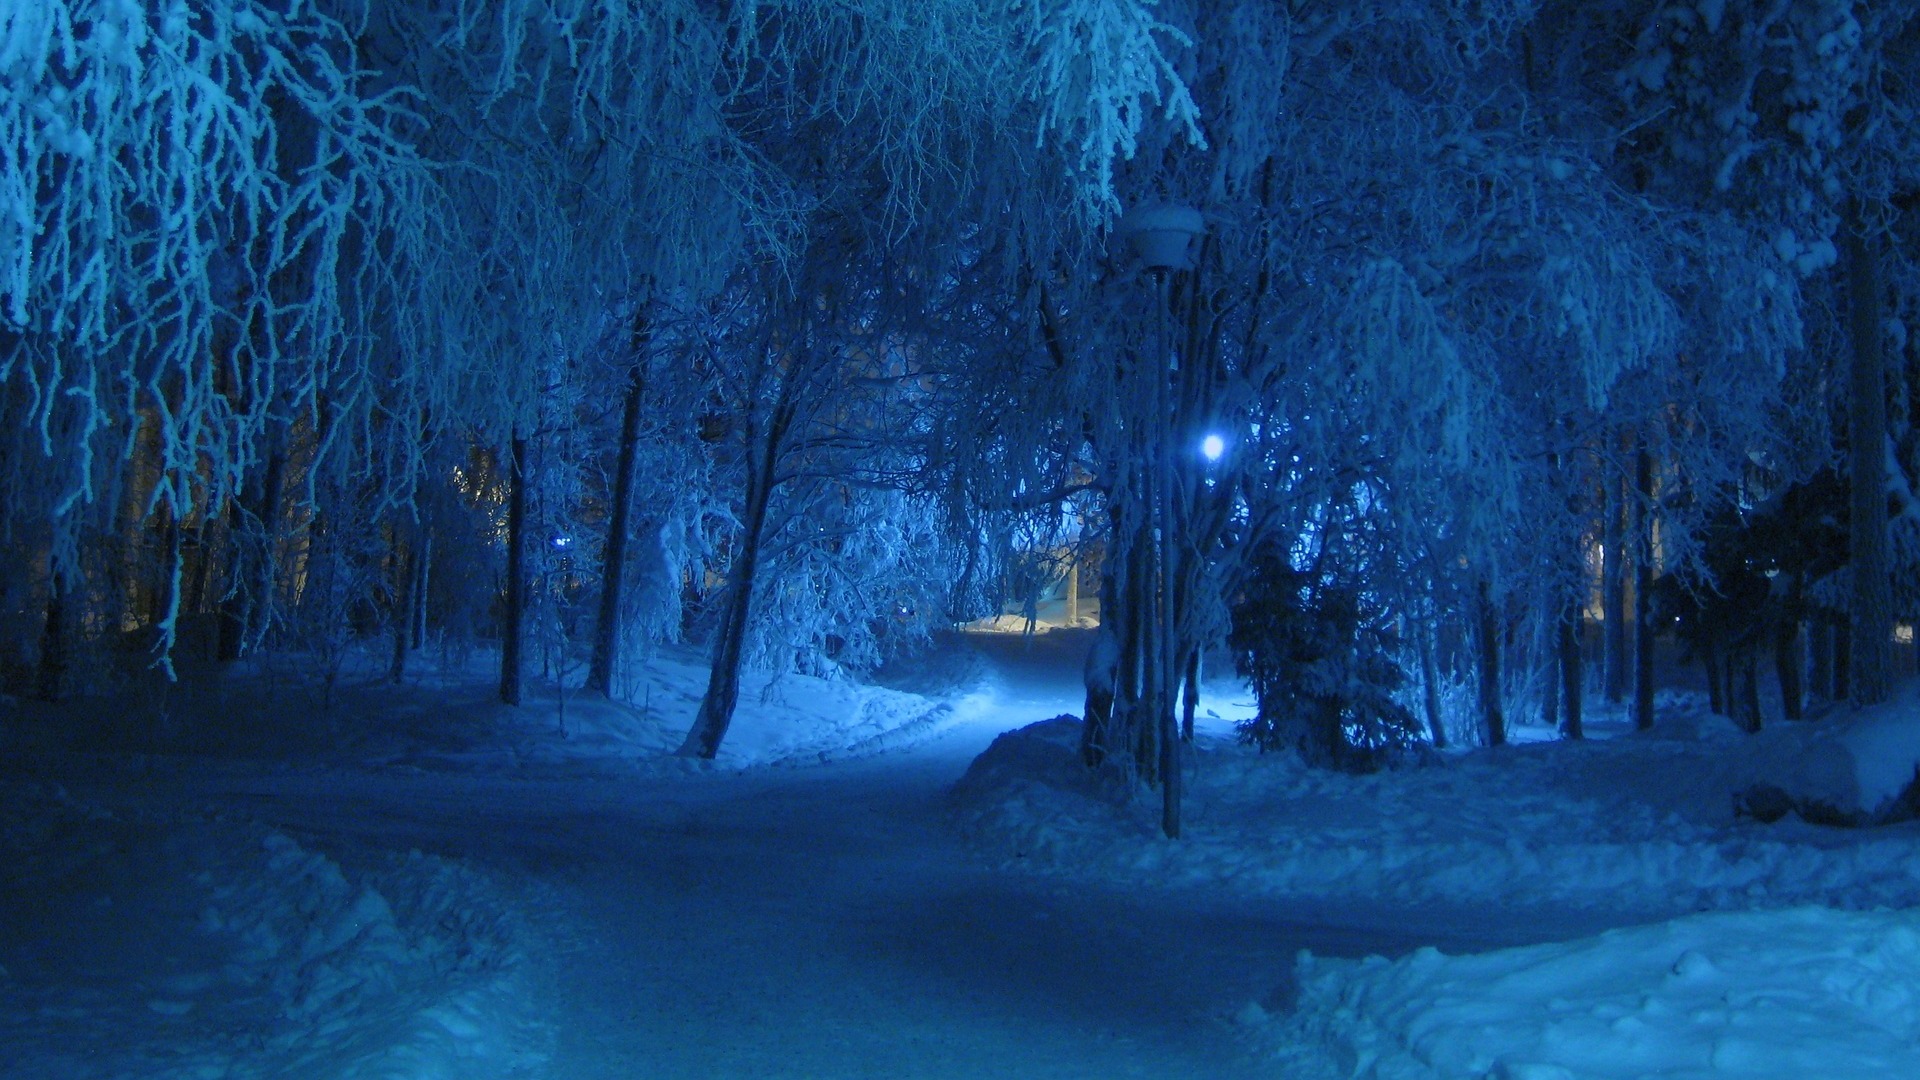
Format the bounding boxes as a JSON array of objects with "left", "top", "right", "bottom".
[
  {"left": 0, "top": 778, "right": 536, "bottom": 1079},
  {"left": 952, "top": 708, "right": 1920, "bottom": 915},
  {"left": 1270, "top": 906, "right": 1920, "bottom": 1080}
]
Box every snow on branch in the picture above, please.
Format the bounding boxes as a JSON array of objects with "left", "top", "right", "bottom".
[
  {"left": 1019, "top": 0, "right": 1204, "bottom": 227},
  {"left": 3, "top": 0, "right": 438, "bottom": 524}
]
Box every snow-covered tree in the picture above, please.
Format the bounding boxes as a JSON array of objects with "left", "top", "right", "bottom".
[
  {"left": 2, "top": 1, "right": 453, "bottom": 687},
  {"left": 1611, "top": 0, "right": 1920, "bottom": 707}
]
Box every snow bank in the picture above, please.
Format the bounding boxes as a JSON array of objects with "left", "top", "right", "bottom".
[
  {"left": 953, "top": 708, "right": 1920, "bottom": 914},
  {"left": 1741, "top": 685, "right": 1920, "bottom": 825},
  {"left": 1270, "top": 906, "right": 1920, "bottom": 1080},
  {"left": 0, "top": 778, "right": 537, "bottom": 1078},
  {"left": 250, "top": 643, "right": 966, "bottom": 773}
]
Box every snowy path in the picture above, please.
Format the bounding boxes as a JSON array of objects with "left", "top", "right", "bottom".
[
  {"left": 179, "top": 642, "right": 1271, "bottom": 1075},
  {"left": 9, "top": 630, "right": 1625, "bottom": 1078},
  {"left": 17, "top": 634, "right": 1920, "bottom": 1077},
  {"left": 107, "top": 631, "right": 1458, "bottom": 1078}
]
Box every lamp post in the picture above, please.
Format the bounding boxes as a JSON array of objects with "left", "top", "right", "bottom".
[{"left": 1117, "top": 201, "right": 1203, "bottom": 840}]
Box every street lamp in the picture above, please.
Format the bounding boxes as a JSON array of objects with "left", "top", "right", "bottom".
[
  {"left": 1117, "top": 201, "right": 1203, "bottom": 840},
  {"left": 1118, "top": 203, "right": 1206, "bottom": 271}
]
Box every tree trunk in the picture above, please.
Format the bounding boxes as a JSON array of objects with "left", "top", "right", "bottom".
[
  {"left": 216, "top": 442, "right": 286, "bottom": 662},
  {"left": 500, "top": 436, "right": 529, "bottom": 706},
  {"left": 1703, "top": 646, "right": 1726, "bottom": 716},
  {"left": 1541, "top": 609, "right": 1561, "bottom": 732},
  {"left": 1559, "top": 599, "right": 1584, "bottom": 740},
  {"left": 678, "top": 479, "right": 769, "bottom": 760},
  {"left": 1081, "top": 562, "right": 1120, "bottom": 766},
  {"left": 679, "top": 409, "right": 784, "bottom": 759},
  {"left": 1603, "top": 470, "right": 1629, "bottom": 703},
  {"left": 1066, "top": 559, "right": 1079, "bottom": 626},
  {"left": 1776, "top": 616, "right": 1804, "bottom": 721},
  {"left": 1417, "top": 615, "right": 1448, "bottom": 748},
  {"left": 1736, "top": 650, "right": 1762, "bottom": 733},
  {"left": 1155, "top": 382, "right": 1180, "bottom": 840},
  {"left": 217, "top": 495, "right": 248, "bottom": 662},
  {"left": 587, "top": 327, "right": 650, "bottom": 697},
  {"left": 1634, "top": 442, "right": 1657, "bottom": 731},
  {"left": 36, "top": 574, "right": 70, "bottom": 702},
  {"left": 1845, "top": 200, "right": 1892, "bottom": 707},
  {"left": 1809, "top": 618, "right": 1833, "bottom": 701},
  {"left": 390, "top": 537, "right": 414, "bottom": 684},
  {"left": 411, "top": 532, "right": 431, "bottom": 650},
  {"left": 186, "top": 520, "right": 212, "bottom": 622},
  {"left": 1477, "top": 580, "right": 1506, "bottom": 747},
  {"left": 1128, "top": 505, "right": 1161, "bottom": 782}
]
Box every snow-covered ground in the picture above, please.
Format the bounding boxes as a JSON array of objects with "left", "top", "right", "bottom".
[
  {"left": 1270, "top": 905, "right": 1920, "bottom": 1079},
  {"left": 0, "top": 776, "right": 534, "bottom": 1079},
  {"left": 950, "top": 635, "right": 1920, "bottom": 1077},
  {"left": 952, "top": 699, "right": 1920, "bottom": 915},
  {"left": 4, "top": 627, "right": 1919, "bottom": 1078}
]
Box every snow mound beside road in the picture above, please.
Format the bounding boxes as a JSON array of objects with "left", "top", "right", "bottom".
[
  {"left": 1270, "top": 906, "right": 1920, "bottom": 1080},
  {"left": 1740, "top": 683, "right": 1920, "bottom": 826},
  {"left": 0, "top": 779, "right": 537, "bottom": 1079},
  {"left": 952, "top": 711, "right": 1920, "bottom": 915}
]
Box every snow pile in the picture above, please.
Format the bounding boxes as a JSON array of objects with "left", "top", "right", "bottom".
[
  {"left": 30, "top": 641, "right": 968, "bottom": 775},
  {"left": 1270, "top": 906, "right": 1920, "bottom": 1080},
  {"left": 1741, "top": 684, "right": 1920, "bottom": 825},
  {"left": 0, "top": 778, "right": 537, "bottom": 1079},
  {"left": 953, "top": 707, "right": 1920, "bottom": 914},
  {"left": 497, "top": 647, "right": 959, "bottom": 769}
]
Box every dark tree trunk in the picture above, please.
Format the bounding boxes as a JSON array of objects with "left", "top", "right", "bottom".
[
  {"left": 1845, "top": 200, "right": 1893, "bottom": 707},
  {"left": 186, "top": 520, "right": 212, "bottom": 620},
  {"left": 1703, "top": 646, "right": 1726, "bottom": 716},
  {"left": 587, "top": 315, "right": 652, "bottom": 696},
  {"left": 411, "top": 533, "right": 431, "bottom": 650},
  {"left": 217, "top": 496, "right": 248, "bottom": 662},
  {"left": 1809, "top": 618, "right": 1833, "bottom": 701},
  {"left": 1541, "top": 612, "right": 1560, "bottom": 732},
  {"left": 679, "top": 398, "right": 790, "bottom": 760},
  {"left": 1835, "top": 622, "right": 1852, "bottom": 701},
  {"left": 1776, "top": 617, "right": 1804, "bottom": 721},
  {"left": 216, "top": 443, "right": 286, "bottom": 662},
  {"left": 1417, "top": 615, "right": 1448, "bottom": 748},
  {"left": 390, "top": 538, "right": 414, "bottom": 684},
  {"left": 500, "top": 436, "right": 529, "bottom": 706},
  {"left": 1126, "top": 513, "right": 1159, "bottom": 781},
  {"left": 678, "top": 468, "right": 771, "bottom": 760},
  {"left": 1477, "top": 580, "right": 1506, "bottom": 747},
  {"left": 1081, "top": 563, "right": 1120, "bottom": 766},
  {"left": 1603, "top": 470, "right": 1629, "bottom": 703},
  {"left": 1735, "top": 650, "right": 1762, "bottom": 733},
  {"left": 1633, "top": 443, "right": 1657, "bottom": 731},
  {"left": 36, "top": 575, "right": 69, "bottom": 703},
  {"left": 1559, "top": 601, "right": 1584, "bottom": 740}
]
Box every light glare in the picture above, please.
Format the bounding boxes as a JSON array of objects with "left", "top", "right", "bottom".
[{"left": 1201, "top": 434, "right": 1225, "bottom": 462}]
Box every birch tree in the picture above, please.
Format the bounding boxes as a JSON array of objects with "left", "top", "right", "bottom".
[{"left": 2, "top": 1, "right": 453, "bottom": 686}]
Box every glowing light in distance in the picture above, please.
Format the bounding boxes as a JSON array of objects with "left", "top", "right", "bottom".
[{"left": 1200, "top": 434, "right": 1226, "bottom": 462}]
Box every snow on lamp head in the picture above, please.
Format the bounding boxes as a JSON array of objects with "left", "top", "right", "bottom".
[{"left": 1117, "top": 202, "right": 1205, "bottom": 272}]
